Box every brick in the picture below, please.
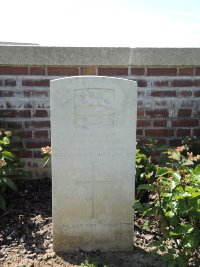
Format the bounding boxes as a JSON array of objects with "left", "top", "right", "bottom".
[
  {"left": 14, "top": 150, "right": 32, "bottom": 158},
  {"left": 147, "top": 68, "right": 177, "bottom": 76},
  {"left": 137, "top": 109, "right": 144, "bottom": 117},
  {"left": 24, "top": 120, "right": 50, "bottom": 128},
  {"left": 10, "top": 141, "right": 23, "bottom": 149},
  {"left": 26, "top": 161, "right": 39, "bottom": 168},
  {"left": 195, "top": 67, "right": 200, "bottom": 75},
  {"left": 34, "top": 130, "right": 49, "bottom": 138},
  {"left": 137, "top": 100, "right": 143, "bottom": 107},
  {"left": 137, "top": 120, "right": 151, "bottom": 127},
  {"left": 193, "top": 129, "right": 200, "bottom": 136},
  {"left": 180, "top": 100, "right": 194, "bottom": 108},
  {"left": 30, "top": 67, "right": 46, "bottom": 75},
  {"left": 138, "top": 91, "right": 145, "bottom": 97},
  {"left": 194, "top": 90, "right": 200, "bottom": 97},
  {"left": 98, "top": 67, "right": 128, "bottom": 76},
  {"left": 5, "top": 79, "right": 16, "bottom": 86},
  {"left": 172, "top": 119, "right": 199, "bottom": 127},
  {"left": 146, "top": 109, "right": 168, "bottom": 118},
  {"left": 177, "top": 128, "right": 191, "bottom": 136},
  {"left": 33, "top": 110, "right": 48, "bottom": 117},
  {"left": 0, "top": 90, "right": 13, "bottom": 97},
  {"left": 23, "top": 90, "right": 31, "bottom": 97},
  {"left": 153, "top": 80, "right": 169, "bottom": 87},
  {"left": 18, "top": 110, "right": 31, "bottom": 118},
  {"left": 4, "top": 121, "right": 22, "bottom": 129},
  {"left": 154, "top": 100, "right": 168, "bottom": 107},
  {"left": 136, "top": 129, "right": 143, "bottom": 136},
  {"left": 47, "top": 67, "right": 79, "bottom": 76},
  {"left": 169, "top": 139, "right": 181, "bottom": 147},
  {"left": 0, "top": 66, "right": 28, "bottom": 75},
  {"left": 153, "top": 120, "right": 167, "bottom": 127},
  {"left": 23, "top": 89, "right": 49, "bottom": 97},
  {"left": 22, "top": 80, "right": 50, "bottom": 87},
  {"left": 17, "top": 130, "right": 32, "bottom": 138},
  {"left": 151, "top": 90, "right": 176, "bottom": 97},
  {"left": 145, "top": 129, "right": 174, "bottom": 137},
  {"left": 33, "top": 150, "right": 44, "bottom": 158},
  {"left": 171, "top": 80, "right": 193, "bottom": 87},
  {"left": 178, "top": 109, "right": 192, "bottom": 117},
  {"left": 26, "top": 141, "right": 50, "bottom": 149},
  {"left": 177, "top": 90, "right": 192, "bottom": 97},
  {"left": 131, "top": 68, "right": 145, "bottom": 75},
  {"left": 194, "top": 79, "right": 200, "bottom": 86},
  {"left": 32, "top": 90, "right": 49, "bottom": 97},
  {"left": 0, "top": 109, "right": 31, "bottom": 118},
  {"left": 81, "top": 67, "right": 96, "bottom": 75},
  {"left": 178, "top": 68, "right": 194, "bottom": 76},
  {"left": 194, "top": 110, "right": 200, "bottom": 117},
  {"left": 135, "top": 79, "right": 147, "bottom": 87}
]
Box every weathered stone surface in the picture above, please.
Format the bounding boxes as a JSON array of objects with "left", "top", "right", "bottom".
[{"left": 50, "top": 76, "right": 137, "bottom": 252}]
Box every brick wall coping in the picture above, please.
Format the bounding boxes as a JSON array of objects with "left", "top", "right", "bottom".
[{"left": 0, "top": 46, "right": 200, "bottom": 66}]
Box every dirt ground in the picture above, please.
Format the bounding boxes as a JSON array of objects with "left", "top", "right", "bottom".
[{"left": 0, "top": 178, "right": 197, "bottom": 267}]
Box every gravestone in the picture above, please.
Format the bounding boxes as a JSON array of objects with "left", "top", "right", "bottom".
[{"left": 50, "top": 76, "right": 137, "bottom": 252}]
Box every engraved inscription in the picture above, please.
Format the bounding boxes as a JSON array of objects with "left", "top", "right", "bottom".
[
  {"left": 54, "top": 223, "right": 133, "bottom": 230},
  {"left": 74, "top": 89, "right": 114, "bottom": 126}
]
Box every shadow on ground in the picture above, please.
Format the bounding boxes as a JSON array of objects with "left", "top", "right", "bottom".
[{"left": 57, "top": 249, "right": 166, "bottom": 267}]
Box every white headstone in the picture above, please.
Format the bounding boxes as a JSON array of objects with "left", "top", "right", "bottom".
[{"left": 50, "top": 76, "right": 137, "bottom": 252}]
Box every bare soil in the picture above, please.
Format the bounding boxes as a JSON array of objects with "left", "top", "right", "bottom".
[{"left": 0, "top": 178, "right": 197, "bottom": 267}]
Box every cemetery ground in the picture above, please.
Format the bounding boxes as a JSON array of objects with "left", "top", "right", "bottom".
[{"left": 0, "top": 178, "right": 167, "bottom": 267}]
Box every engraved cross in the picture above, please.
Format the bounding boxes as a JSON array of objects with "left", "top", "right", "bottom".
[{"left": 78, "top": 161, "right": 112, "bottom": 219}]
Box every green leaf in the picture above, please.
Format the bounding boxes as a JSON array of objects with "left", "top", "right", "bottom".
[
  {"left": 137, "top": 184, "right": 152, "bottom": 191},
  {"left": 2, "top": 151, "right": 17, "bottom": 160},
  {"left": 156, "top": 167, "right": 169, "bottom": 177},
  {"left": 174, "top": 192, "right": 191, "bottom": 199},
  {"left": 169, "top": 231, "right": 179, "bottom": 236},
  {"left": 194, "top": 164, "right": 200, "bottom": 174},
  {"left": 3, "top": 177, "right": 17, "bottom": 191},
  {"left": 0, "top": 179, "right": 7, "bottom": 193},
  {"left": 2, "top": 137, "right": 10, "bottom": 145},
  {"left": 165, "top": 211, "right": 175, "bottom": 218},
  {"left": 168, "top": 180, "right": 176, "bottom": 190},
  {"left": 173, "top": 172, "right": 181, "bottom": 183},
  {"left": 167, "top": 259, "right": 176, "bottom": 267},
  {"left": 182, "top": 234, "right": 195, "bottom": 248},
  {"left": 191, "top": 192, "right": 200, "bottom": 197},
  {"left": 182, "top": 159, "right": 194, "bottom": 166},
  {"left": 171, "top": 150, "right": 180, "bottom": 161},
  {"left": 162, "top": 193, "right": 172, "bottom": 198},
  {"left": 133, "top": 201, "right": 143, "bottom": 210},
  {"left": 151, "top": 240, "right": 163, "bottom": 247},
  {"left": 176, "top": 256, "right": 186, "bottom": 267},
  {"left": 0, "top": 193, "right": 5, "bottom": 210},
  {"left": 142, "top": 220, "right": 149, "bottom": 230},
  {"left": 43, "top": 155, "right": 50, "bottom": 167}
]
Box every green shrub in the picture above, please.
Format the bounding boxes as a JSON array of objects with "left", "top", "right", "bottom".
[
  {"left": 81, "top": 260, "right": 107, "bottom": 267},
  {"left": 0, "top": 130, "right": 25, "bottom": 210},
  {"left": 41, "top": 146, "right": 51, "bottom": 166},
  {"left": 136, "top": 138, "right": 167, "bottom": 201},
  {"left": 182, "top": 136, "right": 200, "bottom": 160},
  {"left": 134, "top": 145, "right": 200, "bottom": 266}
]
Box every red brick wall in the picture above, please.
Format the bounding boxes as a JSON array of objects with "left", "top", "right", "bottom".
[{"left": 0, "top": 65, "right": 199, "bottom": 177}]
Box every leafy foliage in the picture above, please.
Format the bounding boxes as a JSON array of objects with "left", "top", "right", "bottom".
[
  {"left": 81, "top": 260, "right": 107, "bottom": 267},
  {"left": 134, "top": 145, "right": 200, "bottom": 266},
  {"left": 0, "top": 130, "right": 25, "bottom": 210},
  {"left": 41, "top": 146, "right": 51, "bottom": 166},
  {"left": 136, "top": 138, "right": 167, "bottom": 201}
]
